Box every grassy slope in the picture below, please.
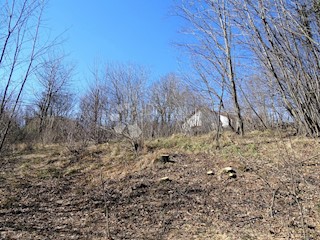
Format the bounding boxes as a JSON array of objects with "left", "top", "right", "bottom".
[{"left": 0, "top": 130, "right": 320, "bottom": 239}]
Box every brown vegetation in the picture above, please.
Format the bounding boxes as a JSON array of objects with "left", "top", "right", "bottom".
[{"left": 1, "top": 131, "right": 319, "bottom": 239}]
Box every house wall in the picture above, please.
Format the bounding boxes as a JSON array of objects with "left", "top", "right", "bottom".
[
  {"left": 182, "top": 110, "right": 232, "bottom": 133},
  {"left": 220, "top": 115, "right": 230, "bottom": 128}
]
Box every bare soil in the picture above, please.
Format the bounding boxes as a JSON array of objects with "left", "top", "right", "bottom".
[{"left": 1, "top": 134, "right": 320, "bottom": 239}]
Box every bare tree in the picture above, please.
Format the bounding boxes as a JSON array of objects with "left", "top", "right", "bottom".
[
  {"left": 150, "top": 74, "right": 181, "bottom": 136},
  {"left": 0, "top": 0, "right": 52, "bottom": 152},
  {"left": 177, "top": 0, "right": 244, "bottom": 136},
  {"left": 105, "top": 63, "right": 147, "bottom": 151},
  {"left": 150, "top": 73, "right": 204, "bottom": 137},
  {"left": 235, "top": 0, "right": 320, "bottom": 136},
  {"left": 33, "top": 54, "right": 74, "bottom": 143},
  {"left": 79, "top": 62, "right": 148, "bottom": 150},
  {"left": 79, "top": 66, "right": 109, "bottom": 143}
]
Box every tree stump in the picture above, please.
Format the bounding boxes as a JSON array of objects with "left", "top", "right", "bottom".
[{"left": 160, "top": 155, "right": 175, "bottom": 163}]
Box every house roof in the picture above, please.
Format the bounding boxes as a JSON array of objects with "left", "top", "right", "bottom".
[{"left": 187, "top": 106, "right": 235, "bottom": 119}]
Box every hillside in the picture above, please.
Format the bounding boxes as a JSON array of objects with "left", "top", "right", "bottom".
[{"left": 1, "top": 131, "right": 320, "bottom": 239}]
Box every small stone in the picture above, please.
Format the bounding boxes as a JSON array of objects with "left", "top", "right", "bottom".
[
  {"left": 219, "top": 167, "right": 237, "bottom": 180},
  {"left": 222, "top": 167, "right": 236, "bottom": 173},
  {"left": 159, "top": 177, "right": 171, "bottom": 182},
  {"left": 207, "top": 170, "right": 214, "bottom": 175},
  {"left": 228, "top": 172, "right": 237, "bottom": 178}
]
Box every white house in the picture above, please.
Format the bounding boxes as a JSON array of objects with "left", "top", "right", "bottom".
[{"left": 182, "top": 108, "right": 235, "bottom": 134}]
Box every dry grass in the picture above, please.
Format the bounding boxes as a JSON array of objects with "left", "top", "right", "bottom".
[{"left": 1, "top": 130, "right": 320, "bottom": 239}]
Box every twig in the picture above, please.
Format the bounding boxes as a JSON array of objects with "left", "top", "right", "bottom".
[
  {"left": 270, "top": 187, "right": 280, "bottom": 218},
  {"left": 300, "top": 153, "right": 320, "bottom": 166}
]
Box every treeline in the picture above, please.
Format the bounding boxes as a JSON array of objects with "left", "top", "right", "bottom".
[
  {"left": 1, "top": 0, "right": 320, "bottom": 153},
  {"left": 178, "top": 0, "right": 320, "bottom": 137},
  {"left": 2, "top": 58, "right": 209, "bottom": 151}
]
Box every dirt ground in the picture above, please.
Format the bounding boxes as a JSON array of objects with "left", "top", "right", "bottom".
[{"left": 1, "top": 133, "right": 320, "bottom": 239}]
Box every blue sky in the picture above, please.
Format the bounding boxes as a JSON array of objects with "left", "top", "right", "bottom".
[{"left": 45, "top": 1, "right": 184, "bottom": 84}]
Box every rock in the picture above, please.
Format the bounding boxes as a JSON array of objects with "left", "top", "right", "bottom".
[
  {"left": 207, "top": 170, "right": 214, "bottom": 175},
  {"left": 56, "top": 200, "right": 64, "bottom": 205},
  {"left": 159, "top": 177, "right": 171, "bottom": 182},
  {"left": 219, "top": 167, "right": 237, "bottom": 179},
  {"left": 222, "top": 167, "right": 236, "bottom": 173},
  {"left": 228, "top": 172, "right": 237, "bottom": 178}
]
